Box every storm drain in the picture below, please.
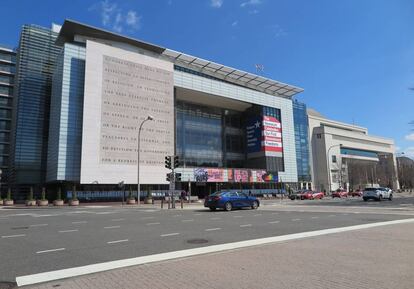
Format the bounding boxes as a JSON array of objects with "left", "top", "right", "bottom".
[
  {"left": 186, "top": 238, "right": 209, "bottom": 244},
  {"left": 0, "top": 281, "right": 17, "bottom": 289}
]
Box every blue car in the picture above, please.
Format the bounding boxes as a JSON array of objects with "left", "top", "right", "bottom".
[{"left": 204, "top": 191, "right": 260, "bottom": 211}]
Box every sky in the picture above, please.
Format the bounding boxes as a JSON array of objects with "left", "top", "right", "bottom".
[{"left": 1, "top": 0, "right": 414, "bottom": 158}]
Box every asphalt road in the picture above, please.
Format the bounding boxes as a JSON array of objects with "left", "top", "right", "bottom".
[
  {"left": 284, "top": 195, "right": 414, "bottom": 207},
  {"left": 0, "top": 202, "right": 413, "bottom": 284}
]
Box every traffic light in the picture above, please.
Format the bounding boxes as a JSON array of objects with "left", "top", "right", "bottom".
[
  {"left": 175, "top": 173, "right": 182, "bottom": 182},
  {"left": 165, "top": 156, "right": 171, "bottom": 169},
  {"left": 174, "top": 155, "right": 179, "bottom": 168},
  {"left": 166, "top": 172, "right": 173, "bottom": 182}
]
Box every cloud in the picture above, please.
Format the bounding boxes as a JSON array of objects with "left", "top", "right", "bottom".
[
  {"left": 231, "top": 21, "right": 238, "bottom": 27},
  {"left": 402, "top": 147, "right": 414, "bottom": 159},
  {"left": 248, "top": 9, "right": 259, "bottom": 14},
  {"left": 210, "top": 0, "right": 223, "bottom": 8},
  {"left": 91, "top": 1, "right": 142, "bottom": 33},
  {"left": 405, "top": 133, "right": 414, "bottom": 141},
  {"left": 272, "top": 24, "right": 287, "bottom": 38},
  {"left": 241, "top": 0, "right": 261, "bottom": 8}
]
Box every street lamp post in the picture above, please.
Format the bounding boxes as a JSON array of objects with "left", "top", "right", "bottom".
[
  {"left": 137, "top": 115, "right": 154, "bottom": 205},
  {"left": 396, "top": 152, "right": 405, "bottom": 190},
  {"left": 326, "top": 144, "right": 343, "bottom": 194}
]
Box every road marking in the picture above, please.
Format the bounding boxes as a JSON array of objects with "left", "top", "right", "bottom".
[
  {"left": 328, "top": 215, "right": 336, "bottom": 217},
  {"left": 271, "top": 212, "right": 279, "bottom": 215},
  {"left": 292, "top": 218, "right": 301, "bottom": 221},
  {"left": 17, "top": 218, "right": 414, "bottom": 286},
  {"left": 104, "top": 226, "right": 120, "bottom": 229},
  {"left": 311, "top": 216, "right": 319, "bottom": 219},
  {"left": 58, "top": 229, "right": 78, "bottom": 233},
  {"left": 210, "top": 217, "right": 221, "bottom": 220},
  {"left": 194, "top": 213, "right": 203, "bottom": 216},
  {"left": 254, "top": 214, "right": 262, "bottom": 217},
  {"left": 173, "top": 214, "right": 182, "bottom": 217},
  {"left": 233, "top": 215, "right": 243, "bottom": 218},
  {"left": 205, "top": 228, "right": 221, "bottom": 231},
  {"left": 160, "top": 233, "right": 180, "bottom": 237},
  {"left": 268, "top": 221, "right": 280, "bottom": 224},
  {"left": 107, "top": 239, "right": 129, "bottom": 244},
  {"left": 72, "top": 221, "right": 87, "bottom": 224},
  {"left": 111, "top": 218, "right": 125, "bottom": 221},
  {"left": 181, "top": 219, "right": 194, "bottom": 222},
  {"left": 141, "top": 217, "right": 155, "bottom": 220},
  {"left": 1, "top": 234, "right": 26, "bottom": 238},
  {"left": 36, "top": 248, "right": 65, "bottom": 254},
  {"left": 29, "top": 224, "right": 48, "bottom": 227},
  {"left": 96, "top": 212, "right": 116, "bottom": 215},
  {"left": 146, "top": 222, "right": 160, "bottom": 226},
  {"left": 33, "top": 214, "right": 54, "bottom": 217},
  {"left": 240, "top": 224, "right": 252, "bottom": 227}
]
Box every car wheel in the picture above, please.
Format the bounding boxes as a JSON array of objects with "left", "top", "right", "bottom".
[
  {"left": 251, "top": 201, "right": 259, "bottom": 210},
  {"left": 363, "top": 198, "right": 367, "bottom": 202},
  {"left": 224, "top": 202, "right": 232, "bottom": 211},
  {"left": 209, "top": 207, "right": 216, "bottom": 211},
  {"left": 388, "top": 194, "right": 393, "bottom": 201}
]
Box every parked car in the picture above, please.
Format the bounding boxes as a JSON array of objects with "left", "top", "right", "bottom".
[
  {"left": 289, "top": 190, "right": 312, "bottom": 200},
  {"left": 350, "top": 189, "right": 363, "bottom": 197},
  {"left": 332, "top": 189, "right": 348, "bottom": 198},
  {"left": 311, "top": 191, "right": 324, "bottom": 199},
  {"left": 204, "top": 191, "right": 260, "bottom": 211},
  {"left": 363, "top": 187, "right": 393, "bottom": 201}
]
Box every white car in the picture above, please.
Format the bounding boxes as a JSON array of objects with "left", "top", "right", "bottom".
[{"left": 363, "top": 187, "right": 393, "bottom": 201}]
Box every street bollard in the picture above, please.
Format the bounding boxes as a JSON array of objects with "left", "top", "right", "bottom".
[
  {"left": 161, "top": 199, "right": 164, "bottom": 209},
  {"left": 168, "top": 197, "right": 171, "bottom": 209},
  {"left": 181, "top": 198, "right": 183, "bottom": 209}
]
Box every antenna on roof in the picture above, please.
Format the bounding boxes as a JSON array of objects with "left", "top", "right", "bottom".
[{"left": 255, "top": 64, "right": 264, "bottom": 74}]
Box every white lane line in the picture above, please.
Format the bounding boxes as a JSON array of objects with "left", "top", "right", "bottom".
[
  {"left": 72, "top": 221, "right": 87, "bottom": 224},
  {"left": 210, "top": 217, "right": 221, "bottom": 220},
  {"left": 205, "top": 228, "right": 221, "bottom": 231},
  {"left": 194, "top": 213, "right": 203, "bottom": 216},
  {"left": 311, "top": 216, "right": 319, "bottom": 219},
  {"left": 173, "top": 214, "right": 182, "bottom": 217},
  {"left": 96, "top": 212, "right": 116, "bottom": 215},
  {"left": 111, "top": 218, "right": 125, "bottom": 222},
  {"left": 104, "top": 226, "right": 120, "bottom": 229},
  {"left": 253, "top": 214, "right": 262, "bottom": 217},
  {"left": 107, "top": 239, "right": 129, "bottom": 244},
  {"left": 146, "top": 222, "right": 160, "bottom": 226},
  {"left": 271, "top": 212, "right": 279, "bottom": 215},
  {"left": 36, "top": 248, "right": 65, "bottom": 254},
  {"left": 181, "top": 219, "right": 194, "bottom": 222},
  {"left": 29, "top": 224, "right": 48, "bottom": 227},
  {"left": 141, "top": 217, "right": 155, "bottom": 220},
  {"left": 292, "top": 219, "right": 301, "bottom": 221},
  {"left": 17, "top": 218, "right": 414, "bottom": 286},
  {"left": 160, "top": 233, "right": 180, "bottom": 237},
  {"left": 268, "top": 221, "right": 280, "bottom": 224},
  {"left": 1, "top": 234, "right": 26, "bottom": 238},
  {"left": 58, "top": 229, "right": 78, "bottom": 233},
  {"left": 240, "top": 224, "right": 252, "bottom": 227}
]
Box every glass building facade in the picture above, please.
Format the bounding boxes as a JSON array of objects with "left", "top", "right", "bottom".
[
  {"left": 293, "top": 100, "right": 311, "bottom": 186},
  {"left": 0, "top": 45, "right": 16, "bottom": 189},
  {"left": 10, "top": 25, "right": 61, "bottom": 189}
]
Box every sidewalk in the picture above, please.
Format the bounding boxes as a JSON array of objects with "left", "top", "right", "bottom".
[{"left": 24, "top": 222, "right": 414, "bottom": 289}]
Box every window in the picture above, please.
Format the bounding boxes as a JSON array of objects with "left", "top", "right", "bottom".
[{"left": 332, "top": 155, "right": 337, "bottom": 163}]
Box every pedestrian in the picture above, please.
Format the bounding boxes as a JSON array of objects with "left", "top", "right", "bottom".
[{"left": 248, "top": 190, "right": 252, "bottom": 196}]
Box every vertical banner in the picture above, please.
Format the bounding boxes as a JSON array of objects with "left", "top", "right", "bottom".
[{"left": 262, "top": 116, "right": 283, "bottom": 153}]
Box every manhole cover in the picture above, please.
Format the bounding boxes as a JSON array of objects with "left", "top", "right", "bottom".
[
  {"left": 11, "top": 226, "right": 29, "bottom": 230},
  {"left": 0, "top": 282, "right": 17, "bottom": 289},
  {"left": 187, "top": 238, "right": 209, "bottom": 244}
]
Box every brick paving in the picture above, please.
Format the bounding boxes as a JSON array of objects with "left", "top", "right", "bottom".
[{"left": 25, "top": 222, "right": 414, "bottom": 289}]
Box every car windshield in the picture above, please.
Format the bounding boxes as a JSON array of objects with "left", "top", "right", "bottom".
[{"left": 364, "top": 188, "right": 378, "bottom": 191}]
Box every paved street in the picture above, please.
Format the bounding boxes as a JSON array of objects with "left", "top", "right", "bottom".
[{"left": 1, "top": 196, "right": 414, "bottom": 288}]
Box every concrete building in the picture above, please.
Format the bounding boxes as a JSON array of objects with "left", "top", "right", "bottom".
[
  {"left": 41, "top": 19, "right": 305, "bottom": 199},
  {"left": 308, "top": 109, "right": 398, "bottom": 192},
  {"left": 0, "top": 45, "right": 16, "bottom": 191}
]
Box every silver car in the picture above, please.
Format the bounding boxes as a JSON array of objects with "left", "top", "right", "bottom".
[{"left": 363, "top": 187, "right": 393, "bottom": 201}]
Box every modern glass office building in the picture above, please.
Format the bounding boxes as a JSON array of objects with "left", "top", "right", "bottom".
[
  {"left": 41, "top": 20, "right": 303, "bottom": 199},
  {"left": 292, "top": 100, "right": 311, "bottom": 189},
  {"left": 10, "top": 24, "right": 61, "bottom": 195},
  {"left": 0, "top": 45, "right": 16, "bottom": 190}
]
